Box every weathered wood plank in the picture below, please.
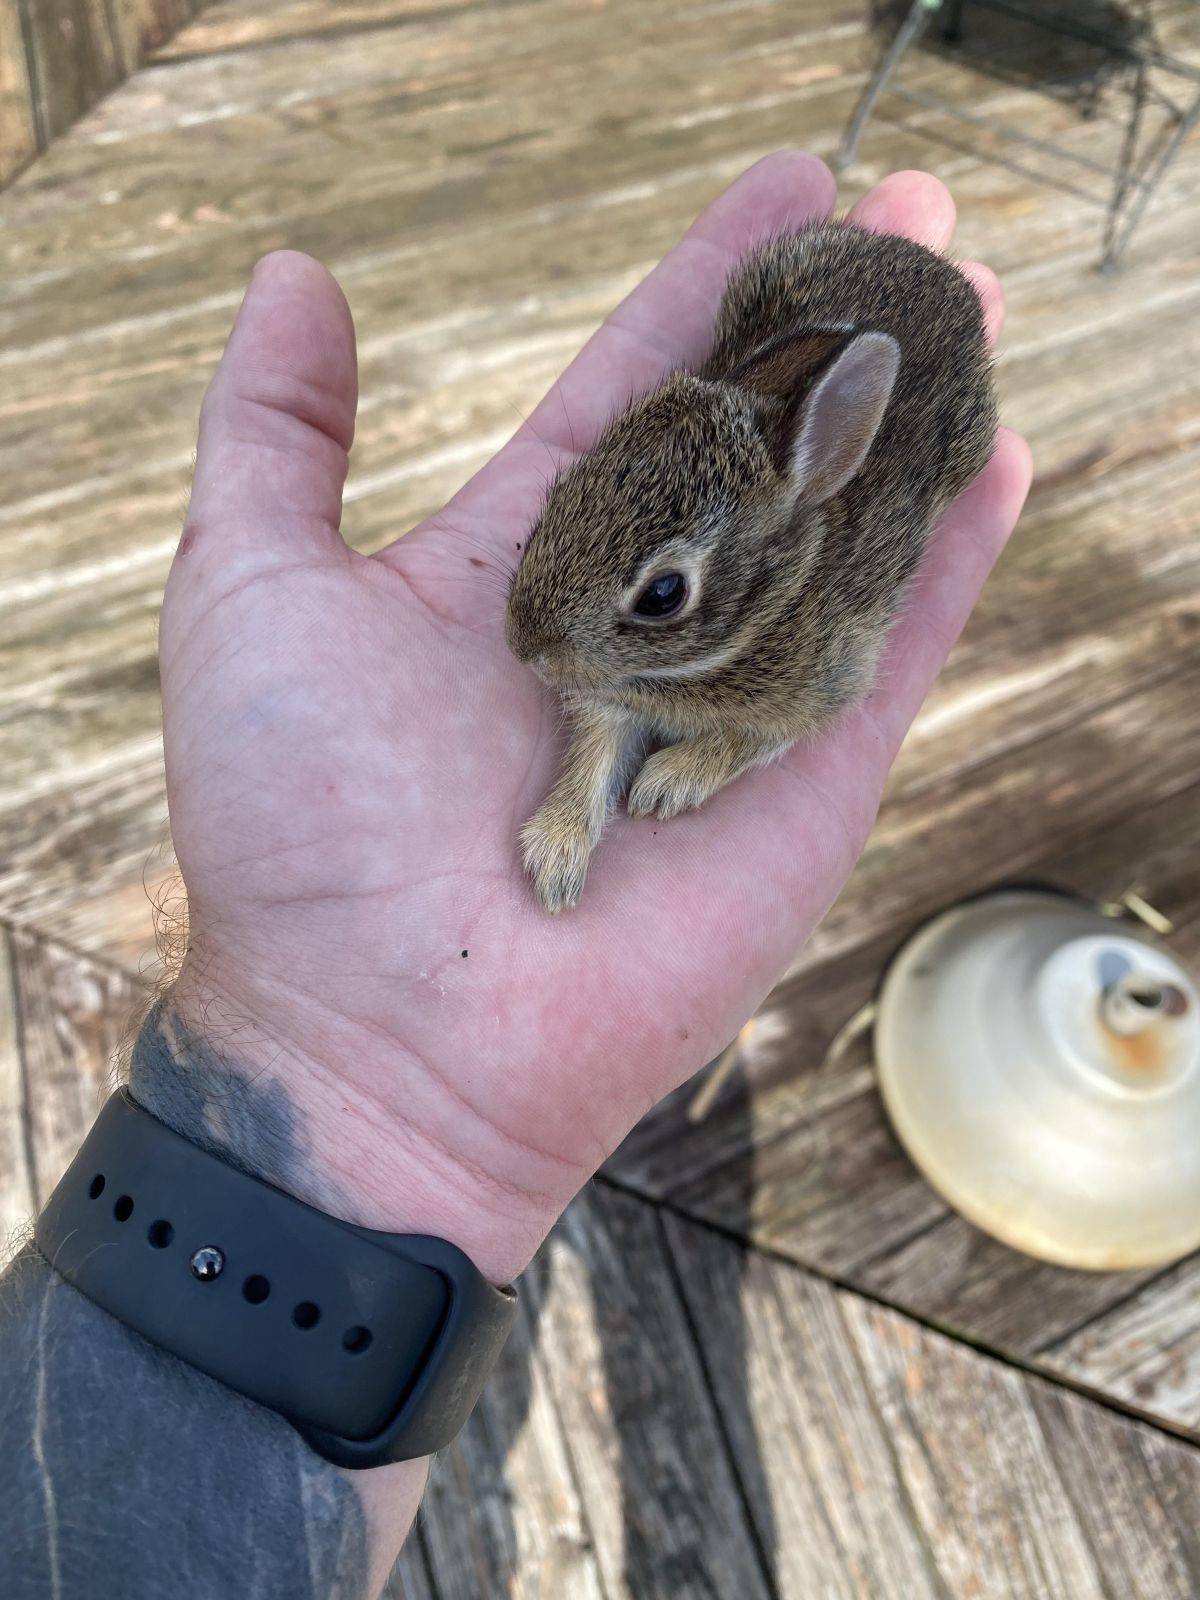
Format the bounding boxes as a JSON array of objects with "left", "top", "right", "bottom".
[
  {"left": 0, "top": 730, "right": 172, "bottom": 974},
  {"left": 1029, "top": 1380, "right": 1200, "bottom": 1596},
  {"left": 0, "top": 925, "right": 36, "bottom": 1257},
  {"left": 0, "top": 0, "right": 38, "bottom": 185},
  {"left": 676, "top": 1085, "right": 946, "bottom": 1278},
  {"left": 803, "top": 656, "right": 1200, "bottom": 978},
  {"left": 661, "top": 1207, "right": 940, "bottom": 1599},
  {"left": 418, "top": 1284, "right": 606, "bottom": 1600},
  {"left": 610, "top": 777, "right": 1200, "bottom": 1208},
  {"left": 152, "top": 0, "right": 486, "bottom": 61},
  {"left": 845, "top": 1293, "right": 1200, "bottom": 1599},
  {"left": 419, "top": 1185, "right": 769, "bottom": 1599},
  {"left": 382, "top": 1535, "right": 438, "bottom": 1600},
  {"left": 889, "top": 449, "right": 1200, "bottom": 805},
  {"left": 0, "top": 7, "right": 864, "bottom": 351},
  {"left": 529, "top": 1187, "right": 772, "bottom": 1600},
  {"left": 611, "top": 777, "right": 1200, "bottom": 1194},
  {"left": 1049, "top": 802, "right": 1200, "bottom": 939},
  {"left": 21, "top": 0, "right": 123, "bottom": 143},
  {"left": 855, "top": 1209, "right": 1166, "bottom": 1360},
  {"left": 0, "top": 0, "right": 211, "bottom": 191},
  {"left": 1044, "top": 1253, "right": 1200, "bottom": 1433},
  {"left": 5, "top": 0, "right": 1195, "bottom": 354},
  {"left": 110, "top": 0, "right": 201, "bottom": 69},
  {"left": 665, "top": 1208, "right": 1200, "bottom": 1599},
  {"left": 8, "top": 925, "right": 145, "bottom": 1202}
]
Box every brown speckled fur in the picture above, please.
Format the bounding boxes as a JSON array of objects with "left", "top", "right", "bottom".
[{"left": 507, "top": 221, "right": 998, "bottom": 911}]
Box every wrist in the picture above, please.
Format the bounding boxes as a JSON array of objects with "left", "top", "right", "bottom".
[{"left": 128, "top": 976, "right": 566, "bottom": 1286}]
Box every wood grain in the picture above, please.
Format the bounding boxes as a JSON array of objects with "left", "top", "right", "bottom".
[
  {"left": 0, "top": 0, "right": 38, "bottom": 181},
  {"left": 528, "top": 1186, "right": 772, "bottom": 1600},
  {"left": 0, "top": 0, "right": 207, "bottom": 187},
  {"left": 110, "top": 0, "right": 201, "bottom": 68},
  {"left": 20, "top": 0, "right": 122, "bottom": 142},
  {"left": 382, "top": 1537, "right": 439, "bottom": 1600},
  {"left": 846, "top": 1293, "right": 1200, "bottom": 1599},
  {"left": 152, "top": 0, "right": 486, "bottom": 62},
  {"left": 418, "top": 1285, "right": 606, "bottom": 1600},
  {"left": 0, "top": 922, "right": 146, "bottom": 1256},
  {"left": 1029, "top": 1380, "right": 1200, "bottom": 1596},
  {"left": 418, "top": 1185, "right": 769, "bottom": 1599},
  {"left": 610, "top": 782, "right": 1200, "bottom": 1201},
  {"left": 8, "top": 925, "right": 144, "bottom": 1202},
  {"left": 666, "top": 1207, "right": 1200, "bottom": 1599},
  {"left": 801, "top": 659, "right": 1200, "bottom": 979},
  {"left": 1044, "top": 1251, "right": 1200, "bottom": 1433},
  {"left": 661, "top": 1207, "right": 940, "bottom": 1599}
]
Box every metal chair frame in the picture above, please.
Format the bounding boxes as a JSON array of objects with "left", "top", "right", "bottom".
[{"left": 836, "top": 0, "right": 1200, "bottom": 269}]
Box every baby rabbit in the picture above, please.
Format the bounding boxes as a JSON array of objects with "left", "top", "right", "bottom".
[{"left": 506, "top": 221, "right": 998, "bottom": 913}]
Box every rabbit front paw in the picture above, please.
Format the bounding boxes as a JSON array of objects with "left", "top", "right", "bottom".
[
  {"left": 627, "top": 746, "right": 717, "bottom": 820},
  {"left": 521, "top": 802, "right": 597, "bottom": 914},
  {"left": 628, "top": 732, "right": 781, "bottom": 821}
]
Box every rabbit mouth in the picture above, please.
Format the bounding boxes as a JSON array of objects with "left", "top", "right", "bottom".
[{"left": 529, "top": 654, "right": 610, "bottom": 698}]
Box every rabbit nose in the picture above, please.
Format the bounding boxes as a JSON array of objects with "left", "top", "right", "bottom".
[
  {"left": 518, "top": 628, "right": 563, "bottom": 667},
  {"left": 507, "top": 608, "right": 547, "bottom": 663}
]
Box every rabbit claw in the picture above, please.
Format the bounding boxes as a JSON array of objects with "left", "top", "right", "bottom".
[
  {"left": 627, "top": 749, "right": 711, "bottom": 821},
  {"left": 521, "top": 803, "right": 595, "bottom": 913}
]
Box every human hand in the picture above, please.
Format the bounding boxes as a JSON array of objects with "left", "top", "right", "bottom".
[{"left": 159, "top": 153, "right": 1030, "bottom": 1286}]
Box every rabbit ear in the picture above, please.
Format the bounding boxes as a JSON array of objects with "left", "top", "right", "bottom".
[
  {"left": 784, "top": 331, "right": 899, "bottom": 505},
  {"left": 727, "top": 327, "right": 850, "bottom": 402}
]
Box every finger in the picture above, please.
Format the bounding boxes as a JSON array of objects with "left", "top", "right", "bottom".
[
  {"left": 186, "top": 251, "right": 358, "bottom": 550},
  {"left": 826, "top": 427, "right": 1034, "bottom": 788},
  {"left": 957, "top": 260, "right": 1005, "bottom": 347},
  {"left": 846, "top": 176, "right": 1003, "bottom": 345},
  {"left": 847, "top": 169, "right": 957, "bottom": 251},
  {"left": 383, "top": 151, "right": 837, "bottom": 564}
]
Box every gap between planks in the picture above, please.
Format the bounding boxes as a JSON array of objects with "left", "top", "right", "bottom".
[{"left": 600, "top": 1172, "right": 1200, "bottom": 1459}]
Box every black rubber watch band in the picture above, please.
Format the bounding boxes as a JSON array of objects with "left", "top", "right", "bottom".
[{"left": 34, "top": 1089, "right": 517, "bottom": 1468}]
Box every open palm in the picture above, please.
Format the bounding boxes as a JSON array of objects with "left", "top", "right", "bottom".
[{"left": 161, "top": 153, "right": 1030, "bottom": 1284}]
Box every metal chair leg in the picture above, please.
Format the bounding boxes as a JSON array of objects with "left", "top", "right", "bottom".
[
  {"left": 1101, "top": 60, "right": 1148, "bottom": 267},
  {"left": 1100, "top": 82, "right": 1200, "bottom": 271},
  {"left": 836, "top": 0, "right": 942, "bottom": 170}
]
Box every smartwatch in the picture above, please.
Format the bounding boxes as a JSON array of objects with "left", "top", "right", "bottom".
[{"left": 34, "top": 1089, "right": 517, "bottom": 1468}]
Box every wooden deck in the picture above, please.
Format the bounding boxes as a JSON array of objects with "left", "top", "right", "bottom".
[
  {"left": 0, "top": 0, "right": 213, "bottom": 186},
  {"left": 3, "top": 0, "right": 1200, "bottom": 1594}
]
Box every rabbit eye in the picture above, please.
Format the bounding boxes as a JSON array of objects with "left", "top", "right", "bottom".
[{"left": 632, "top": 572, "right": 688, "bottom": 619}]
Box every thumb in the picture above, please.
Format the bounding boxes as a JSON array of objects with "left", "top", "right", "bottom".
[{"left": 185, "top": 251, "right": 358, "bottom": 550}]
